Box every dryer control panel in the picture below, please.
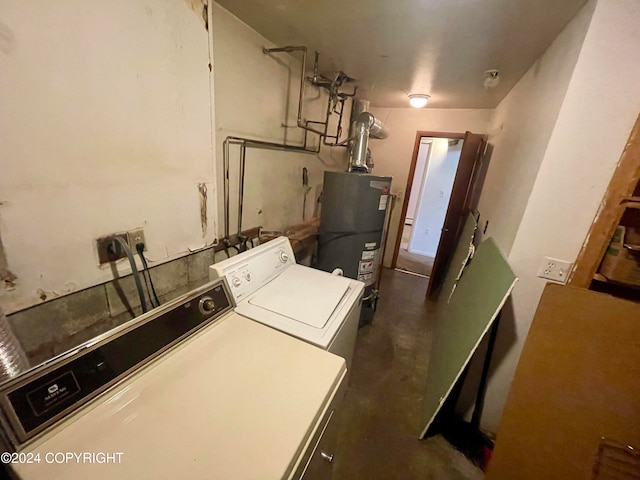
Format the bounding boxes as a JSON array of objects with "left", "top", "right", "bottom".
[
  {"left": 0, "top": 279, "right": 234, "bottom": 449},
  {"left": 210, "top": 237, "right": 296, "bottom": 302}
]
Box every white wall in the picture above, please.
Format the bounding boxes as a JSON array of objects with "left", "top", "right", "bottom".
[
  {"left": 367, "top": 108, "right": 492, "bottom": 266},
  {"left": 0, "top": 1, "right": 216, "bottom": 314},
  {"left": 406, "top": 139, "right": 431, "bottom": 222},
  {"left": 410, "top": 140, "right": 461, "bottom": 256},
  {"left": 477, "top": 0, "right": 640, "bottom": 434},
  {"left": 475, "top": 0, "right": 595, "bottom": 256},
  {"left": 212, "top": 3, "right": 348, "bottom": 238}
]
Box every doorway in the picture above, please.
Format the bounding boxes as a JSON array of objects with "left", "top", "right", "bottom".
[
  {"left": 395, "top": 136, "right": 464, "bottom": 277},
  {"left": 392, "top": 131, "right": 487, "bottom": 296}
]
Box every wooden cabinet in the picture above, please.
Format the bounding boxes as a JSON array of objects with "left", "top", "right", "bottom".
[{"left": 570, "top": 113, "right": 640, "bottom": 300}]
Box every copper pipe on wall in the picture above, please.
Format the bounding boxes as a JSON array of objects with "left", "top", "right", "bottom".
[
  {"left": 263, "top": 46, "right": 354, "bottom": 146},
  {"left": 263, "top": 46, "right": 325, "bottom": 136},
  {"left": 222, "top": 136, "right": 320, "bottom": 241},
  {"left": 221, "top": 47, "right": 372, "bottom": 242}
]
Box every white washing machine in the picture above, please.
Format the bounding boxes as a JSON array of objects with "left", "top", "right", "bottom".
[
  {"left": 0, "top": 279, "right": 346, "bottom": 479},
  {"left": 209, "top": 237, "right": 364, "bottom": 371}
]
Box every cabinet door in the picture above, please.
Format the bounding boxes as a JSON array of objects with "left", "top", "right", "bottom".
[{"left": 299, "top": 410, "right": 338, "bottom": 480}]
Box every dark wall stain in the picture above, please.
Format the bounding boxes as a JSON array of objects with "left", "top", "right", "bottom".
[
  {"left": 198, "top": 183, "right": 208, "bottom": 238},
  {"left": 0, "top": 23, "right": 16, "bottom": 55},
  {"left": 183, "top": 0, "right": 208, "bottom": 29}
]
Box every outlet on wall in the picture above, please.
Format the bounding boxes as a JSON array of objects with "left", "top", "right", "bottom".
[
  {"left": 95, "top": 228, "right": 146, "bottom": 265},
  {"left": 536, "top": 256, "right": 574, "bottom": 283},
  {"left": 127, "top": 228, "right": 146, "bottom": 251}
]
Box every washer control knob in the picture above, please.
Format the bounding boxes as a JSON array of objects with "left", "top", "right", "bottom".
[
  {"left": 231, "top": 276, "right": 241, "bottom": 287},
  {"left": 244, "top": 272, "right": 251, "bottom": 282},
  {"left": 198, "top": 297, "right": 216, "bottom": 315},
  {"left": 278, "top": 250, "right": 289, "bottom": 264}
]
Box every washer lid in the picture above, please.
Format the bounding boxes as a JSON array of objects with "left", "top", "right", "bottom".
[{"left": 248, "top": 265, "right": 350, "bottom": 328}]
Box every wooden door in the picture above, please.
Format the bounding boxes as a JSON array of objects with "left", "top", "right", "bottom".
[{"left": 426, "top": 132, "right": 486, "bottom": 297}]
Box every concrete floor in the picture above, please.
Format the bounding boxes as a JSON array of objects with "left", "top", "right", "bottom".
[
  {"left": 396, "top": 224, "right": 435, "bottom": 277},
  {"left": 333, "top": 268, "right": 484, "bottom": 480}
]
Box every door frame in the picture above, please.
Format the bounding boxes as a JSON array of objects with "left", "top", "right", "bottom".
[
  {"left": 391, "top": 131, "right": 465, "bottom": 269},
  {"left": 406, "top": 138, "right": 432, "bottom": 252},
  {"left": 426, "top": 132, "right": 486, "bottom": 297}
]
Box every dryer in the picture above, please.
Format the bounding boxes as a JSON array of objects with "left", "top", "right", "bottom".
[
  {"left": 209, "top": 237, "right": 364, "bottom": 371},
  {"left": 0, "top": 279, "right": 346, "bottom": 479}
]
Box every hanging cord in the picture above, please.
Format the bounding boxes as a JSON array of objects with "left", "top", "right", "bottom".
[
  {"left": 135, "top": 249, "right": 155, "bottom": 309},
  {"left": 141, "top": 265, "right": 155, "bottom": 308},
  {"left": 136, "top": 243, "right": 161, "bottom": 307},
  {"left": 113, "top": 237, "right": 147, "bottom": 314}
]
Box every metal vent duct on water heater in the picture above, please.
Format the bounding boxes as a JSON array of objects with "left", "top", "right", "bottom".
[{"left": 348, "top": 96, "right": 389, "bottom": 173}]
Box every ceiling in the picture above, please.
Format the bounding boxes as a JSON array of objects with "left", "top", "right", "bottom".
[{"left": 215, "top": 0, "right": 588, "bottom": 109}]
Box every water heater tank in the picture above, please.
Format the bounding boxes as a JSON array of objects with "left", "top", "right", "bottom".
[{"left": 315, "top": 171, "right": 392, "bottom": 325}]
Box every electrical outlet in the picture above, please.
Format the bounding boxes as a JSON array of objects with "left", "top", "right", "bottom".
[
  {"left": 537, "top": 257, "right": 574, "bottom": 283},
  {"left": 127, "top": 228, "right": 146, "bottom": 252},
  {"left": 96, "top": 233, "right": 129, "bottom": 265}
]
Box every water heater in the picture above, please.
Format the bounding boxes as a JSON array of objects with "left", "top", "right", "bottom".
[{"left": 315, "top": 171, "right": 392, "bottom": 325}]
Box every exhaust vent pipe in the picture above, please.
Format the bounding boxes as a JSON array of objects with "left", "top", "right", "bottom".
[{"left": 349, "top": 112, "right": 389, "bottom": 172}]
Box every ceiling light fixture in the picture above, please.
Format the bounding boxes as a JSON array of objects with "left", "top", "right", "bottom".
[{"left": 409, "top": 94, "right": 430, "bottom": 108}]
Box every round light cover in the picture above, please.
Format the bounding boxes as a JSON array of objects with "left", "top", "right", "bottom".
[{"left": 409, "top": 94, "right": 430, "bottom": 108}]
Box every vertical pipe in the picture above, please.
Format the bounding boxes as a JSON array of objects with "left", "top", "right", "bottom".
[
  {"left": 322, "top": 78, "right": 336, "bottom": 140},
  {"left": 238, "top": 144, "right": 246, "bottom": 235},
  {"left": 221, "top": 134, "right": 320, "bottom": 242},
  {"left": 297, "top": 48, "right": 308, "bottom": 130},
  {"left": 349, "top": 99, "right": 370, "bottom": 138},
  {"left": 312, "top": 51, "right": 320, "bottom": 83},
  {"left": 263, "top": 46, "right": 328, "bottom": 137},
  {"left": 376, "top": 194, "right": 396, "bottom": 291},
  {"left": 350, "top": 112, "right": 372, "bottom": 172},
  {"left": 302, "top": 166, "right": 309, "bottom": 221},
  {"left": 223, "top": 138, "right": 230, "bottom": 239},
  {"left": 337, "top": 99, "right": 345, "bottom": 137}
]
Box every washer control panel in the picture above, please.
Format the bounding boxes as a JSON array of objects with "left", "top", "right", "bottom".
[{"left": 210, "top": 237, "right": 296, "bottom": 302}]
